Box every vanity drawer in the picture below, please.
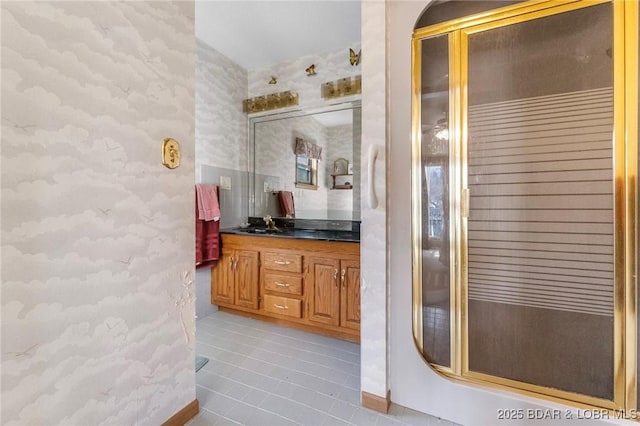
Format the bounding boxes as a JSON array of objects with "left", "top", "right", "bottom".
[
  {"left": 264, "top": 273, "right": 303, "bottom": 295},
  {"left": 263, "top": 294, "right": 302, "bottom": 318},
  {"left": 262, "top": 252, "right": 302, "bottom": 273}
]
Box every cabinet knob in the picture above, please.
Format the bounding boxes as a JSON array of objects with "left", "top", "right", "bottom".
[
  {"left": 274, "top": 304, "right": 288, "bottom": 310},
  {"left": 275, "top": 282, "right": 290, "bottom": 287},
  {"left": 341, "top": 269, "right": 346, "bottom": 287},
  {"left": 333, "top": 269, "right": 338, "bottom": 286},
  {"left": 274, "top": 260, "right": 291, "bottom": 265}
]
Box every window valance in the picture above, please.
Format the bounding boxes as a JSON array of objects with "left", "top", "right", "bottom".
[{"left": 295, "top": 137, "right": 322, "bottom": 160}]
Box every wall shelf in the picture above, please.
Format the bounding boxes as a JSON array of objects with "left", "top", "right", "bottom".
[{"left": 331, "top": 173, "right": 353, "bottom": 190}]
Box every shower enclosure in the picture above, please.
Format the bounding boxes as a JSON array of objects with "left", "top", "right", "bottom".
[{"left": 412, "top": 0, "right": 638, "bottom": 411}]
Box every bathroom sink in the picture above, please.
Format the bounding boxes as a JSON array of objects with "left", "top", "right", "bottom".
[
  {"left": 229, "top": 227, "right": 359, "bottom": 242},
  {"left": 238, "top": 228, "right": 262, "bottom": 234},
  {"left": 236, "top": 227, "right": 279, "bottom": 234},
  {"left": 292, "top": 229, "right": 320, "bottom": 237}
]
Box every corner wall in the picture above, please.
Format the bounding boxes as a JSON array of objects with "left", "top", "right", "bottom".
[
  {"left": 360, "top": 0, "right": 389, "bottom": 401},
  {"left": 1, "top": 2, "right": 195, "bottom": 424},
  {"left": 195, "top": 40, "right": 248, "bottom": 319}
]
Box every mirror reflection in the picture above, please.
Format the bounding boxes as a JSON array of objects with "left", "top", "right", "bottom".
[
  {"left": 250, "top": 104, "right": 361, "bottom": 220},
  {"left": 295, "top": 155, "right": 318, "bottom": 190}
]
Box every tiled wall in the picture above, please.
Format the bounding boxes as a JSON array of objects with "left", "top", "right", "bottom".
[
  {"left": 254, "top": 172, "right": 282, "bottom": 218},
  {"left": 1, "top": 2, "right": 195, "bottom": 424},
  {"left": 200, "top": 165, "right": 249, "bottom": 229}
]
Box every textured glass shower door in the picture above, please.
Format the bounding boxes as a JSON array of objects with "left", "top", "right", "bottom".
[
  {"left": 418, "top": 33, "right": 451, "bottom": 369},
  {"left": 412, "top": 0, "right": 640, "bottom": 409},
  {"left": 463, "top": 3, "right": 616, "bottom": 402}
]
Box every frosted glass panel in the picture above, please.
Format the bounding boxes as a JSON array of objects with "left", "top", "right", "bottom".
[
  {"left": 466, "top": 3, "right": 614, "bottom": 399},
  {"left": 420, "top": 34, "right": 450, "bottom": 367}
]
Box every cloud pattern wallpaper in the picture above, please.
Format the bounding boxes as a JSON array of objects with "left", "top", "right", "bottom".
[{"left": 1, "top": 2, "right": 196, "bottom": 424}]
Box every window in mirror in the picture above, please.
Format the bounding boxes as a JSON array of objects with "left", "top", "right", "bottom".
[{"left": 295, "top": 156, "right": 318, "bottom": 190}]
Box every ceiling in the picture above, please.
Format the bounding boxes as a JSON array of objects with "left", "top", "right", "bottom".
[{"left": 195, "top": 1, "right": 361, "bottom": 71}]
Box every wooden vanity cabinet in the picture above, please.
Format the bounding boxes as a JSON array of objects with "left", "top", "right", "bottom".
[
  {"left": 307, "top": 257, "right": 361, "bottom": 330},
  {"left": 261, "top": 252, "right": 304, "bottom": 320},
  {"left": 212, "top": 233, "right": 360, "bottom": 341},
  {"left": 307, "top": 256, "right": 341, "bottom": 326},
  {"left": 339, "top": 259, "right": 361, "bottom": 330},
  {"left": 212, "top": 249, "right": 234, "bottom": 305},
  {"left": 212, "top": 247, "right": 259, "bottom": 310}
]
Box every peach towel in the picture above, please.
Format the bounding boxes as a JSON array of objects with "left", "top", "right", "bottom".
[
  {"left": 196, "top": 185, "right": 220, "bottom": 266},
  {"left": 196, "top": 183, "right": 220, "bottom": 221}
]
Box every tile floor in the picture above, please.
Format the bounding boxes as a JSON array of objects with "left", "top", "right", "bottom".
[{"left": 189, "top": 310, "right": 456, "bottom": 426}]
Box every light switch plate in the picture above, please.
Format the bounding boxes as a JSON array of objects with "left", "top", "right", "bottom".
[
  {"left": 264, "top": 182, "right": 271, "bottom": 192},
  {"left": 220, "top": 176, "right": 231, "bottom": 190}
]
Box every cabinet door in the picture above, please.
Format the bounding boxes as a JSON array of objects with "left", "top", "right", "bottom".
[
  {"left": 234, "top": 249, "right": 259, "bottom": 310},
  {"left": 212, "top": 249, "right": 234, "bottom": 305},
  {"left": 307, "top": 257, "right": 340, "bottom": 326},
  {"left": 340, "top": 259, "right": 361, "bottom": 330}
]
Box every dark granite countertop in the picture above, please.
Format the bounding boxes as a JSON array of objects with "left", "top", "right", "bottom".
[{"left": 221, "top": 227, "right": 360, "bottom": 243}]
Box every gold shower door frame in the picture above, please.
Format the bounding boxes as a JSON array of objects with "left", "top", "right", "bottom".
[{"left": 411, "top": 0, "right": 638, "bottom": 411}]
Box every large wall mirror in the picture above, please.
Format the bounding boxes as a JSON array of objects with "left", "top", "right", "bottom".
[{"left": 249, "top": 102, "right": 361, "bottom": 221}]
